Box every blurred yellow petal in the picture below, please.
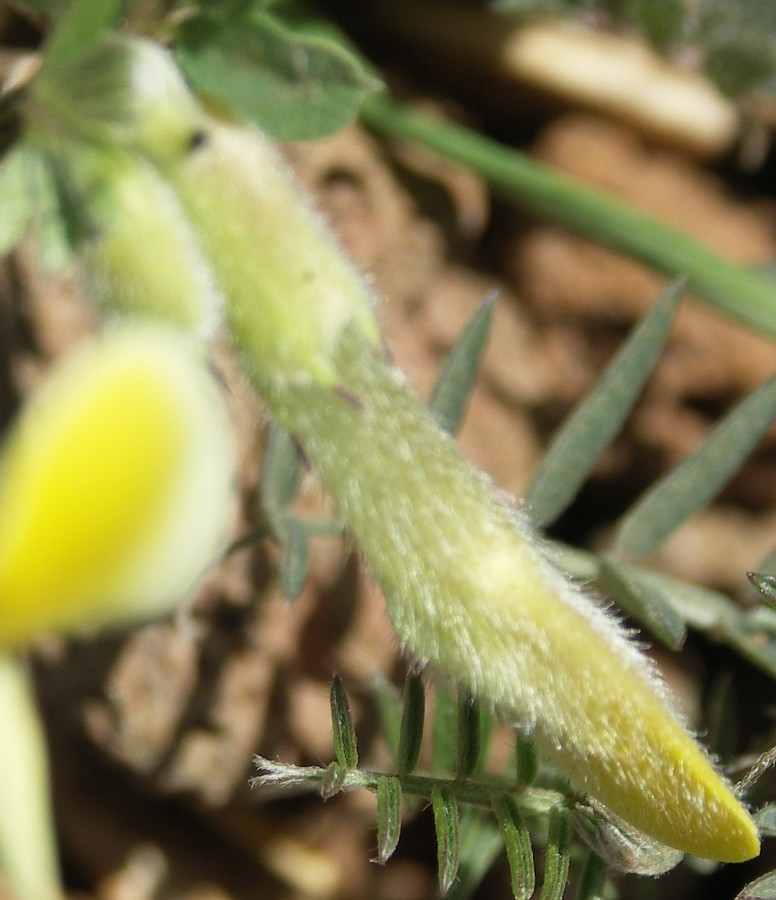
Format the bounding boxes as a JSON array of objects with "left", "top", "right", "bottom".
[{"left": 0, "top": 326, "right": 235, "bottom": 645}]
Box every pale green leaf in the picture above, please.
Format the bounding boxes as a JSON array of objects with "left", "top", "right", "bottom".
[
  {"left": 433, "top": 788, "right": 461, "bottom": 896},
  {"left": 330, "top": 674, "right": 358, "bottom": 768},
  {"left": 0, "top": 147, "right": 34, "bottom": 255},
  {"left": 175, "top": 10, "right": 381, "bottom": 141},
  {"left": 493, "top": 796, "right": 535, "bottom": 900},
  {"left": 613, "top": 371, "right": 776, "bottom": 559},
  {"left": 540, "top": 807, "right": 570, "bottom": 900},
  {"left": 429, "top": 294, "right": 495, "bottom": 436},
  {"left": 371, "top": 671, "right": 403, "bottom": 765},
  {"left": 575, "top": 851, "right": 607, "bottom": 900},
  {"left": 737, "top": 870, "right": 776, "bottom": 900},
  {"left": 376, "top": 776, "right": 402, "bottom": 864},
  {"left": 447, "top": 807, "right": 503, "bottom": 900},
  {"left": 599, "top": 556, "right": 687, "bottom": 649},
  {"left": 753, "top": 804, "right": 776, "bottom": 838},
  {"left": 38, "top": 0, "right": 124, "bottom": 79},
  {"left": 526, "top": 281, "right": 682, "bottom": 527},
  {"left": 260, "top": 420, "right": 303, "bottom": 515},
  {"left": 278, "top": 514, "right": 309, "bottom": 600}
]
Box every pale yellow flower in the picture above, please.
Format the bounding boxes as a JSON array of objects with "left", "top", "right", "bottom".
[{"left": 0, "top": 325, "right": 234, "bottom": 645}]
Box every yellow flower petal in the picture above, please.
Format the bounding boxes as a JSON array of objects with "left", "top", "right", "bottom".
[{"left": 0, "top": 326, "right": 234, "bottom": 645}]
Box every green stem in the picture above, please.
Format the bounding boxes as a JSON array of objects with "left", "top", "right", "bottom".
[
  {"left": 361, "top": 94, "right": 776, "bottom": 340},
  {"left": 0, "top": 653, "right": 60, "bottom": 900},
  {"left": 253, "top": 755, "right": 565, "bottom": 816}
]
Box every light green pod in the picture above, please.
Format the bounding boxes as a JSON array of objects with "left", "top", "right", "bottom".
[
  {"left": 81, "top": 147, "right": 220, "bottom": 333},
  {"left": 151, "top": 120, "right": 381, "bottom": 390},
  {"left": 248, "top": 326, "right": 759, "bottom": 863},
  {"left": 146, "top": 78, "right": 757, "bottom": 862}
]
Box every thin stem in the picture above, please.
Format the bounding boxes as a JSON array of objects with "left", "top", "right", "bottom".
[
  {"left": 361, "top": 94, "right": 776, "bottom": 341},
  {"left": 252, "top": 755, "right": 565, "bottom": 816}
]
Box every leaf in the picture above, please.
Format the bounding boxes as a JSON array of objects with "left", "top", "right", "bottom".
[
  {"left": 704, "top": 671, "right": 738, "bottom": 762},
  {"left": 621, "top": 0, "right": 686, "bottom": 52},
  {"left": 515, "top": 734, "right": 538, "bottom": 786},
  {"left": 397, "top": 671, "right": 425, "bottom": 774},
  {"left": 376, "top": 776, "right": 402, "bottom": 864},
  {"left": 448, "top": 807, "right": 504, "bottom": 900},
  {"left": 175, "top": 9, "right": 381, "bottom": 141},
  {"left": 432, "top": 679, "right": 459, "bottom": 775},
  {"left": 493, "top": 796, "right": 535, "bottom": 900},
  {"left": 754, "top": 804, "right": 776, "bottom": 838},
  {"left": 455, "top": 692, "right": 482, "bottom": 779},
  {"left": 737, "top": 870, "right": 776, "bottom": 900},
  {"left": 432, "top": 788, "right": 461, "bottom": 896},
  {"left": 613, "top": 371, "right": 776, "bottom": 559},
  {"left": 277, "top": 514, "right": 309, "bottom": 600},
  {"left": 526, "top": 281, "right": 682, "bottom": 527},
  {"left": 697, "top": 0, "right": 776, "bottom": 97},
  {"left": 598, "top": 556, "right": 687, "bottom": 649},
  {"left": 748, "top": 572, "right": 776, "bottom": 611},
  {"left": 0, "top": 147, "right": 34, "bottom": 255},
  {"left": 575, "top": 851, "right": 607, "bottom": 900},
  {"left": 38, "top": 0, "right": 124, "bottom": 79},
  {"left": 429, "top": 293, "right": 496, "bottom": 436},
  {"left": 260, "top": 420, "right": 303, "bottom": 515},
  {"left": 330, "top": 675, "right": 358, "bottom": 768},
  {"left": 540, "top": 807, "right": 570, "bottom": 900},
  {"left": 320, "top": 761, "right": 348, "bottom": 800},
  {"left": 372, "top": 671, "right": 403, "bottom": 766}
]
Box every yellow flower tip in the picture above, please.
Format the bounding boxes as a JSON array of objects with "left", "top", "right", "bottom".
[
  {"left": 0, "top": 325, "right": 235, "bottom": 645},
  {"left": 434, "top": 540, "right": 761, "bottom": 863}
]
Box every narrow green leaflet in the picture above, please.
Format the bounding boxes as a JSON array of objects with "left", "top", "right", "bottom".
[
  {"left": 371, "top": 671, "right": 403, "bottom": 765},
  {"left": 376, "top": 776, "right": 402, "bottom": 864},
  {"left": 455, "top": 693, "right": 481, "bottom": 779},
  {"left": 26, "top": 151, "right": 76, "bottom": 271},
  {"left": 447, "top": 807, "right": 504, "bottom": 900},
  {"left": 174, "top": 10, "right": 381, "bottom": 141},
  {"left": 598, "top": 556, "right": 687, "bottom": 649},
  {"left": 493, "top": 796, "right": 535, "bottom": 900},
  {"left": 0, "top": 147, "right": 34, "bottom": 255},
  {"left": 526, "top": 281, "right": 682, "bottom": 527},
  {"left": 432, "top": 788, "right": 461, "bottom": 896},
  {"left": 37, "top": 0, "right": 124, "bottom": 80},
  {"left": 429, "top": 294, "right": 496, "bottom": 436},
  {"left": 397, "top": 672, "right": 425, "bottom": 774},
  {"left": 738, "top": 871, "right": 776, "bottom": 900},
  {"left": 613, "top": 371, "right": 776, "bottom": 560},
  {"left": 540, "top": 807, "right": 571, "bottom": 900},
  {"left": 515, "top": 735, "right": 538, "bottom": 786},
  {"left": 277, "top": 514, "right": 309, "bottom": 600},
  {"left": 753, "top": 805, "right": 776, "bottom": 838},
  {"left": 576, "top": 852, "right": 607, "bottom": 900},
  {"left": 260, "top": 420, "right": 303, "bottom": 517},
  {"left": 330, "top": 675, "right": 358, "bottom": 768},
  {"left": 432, "top": 680, "right": 468, "bottom": 775}
]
